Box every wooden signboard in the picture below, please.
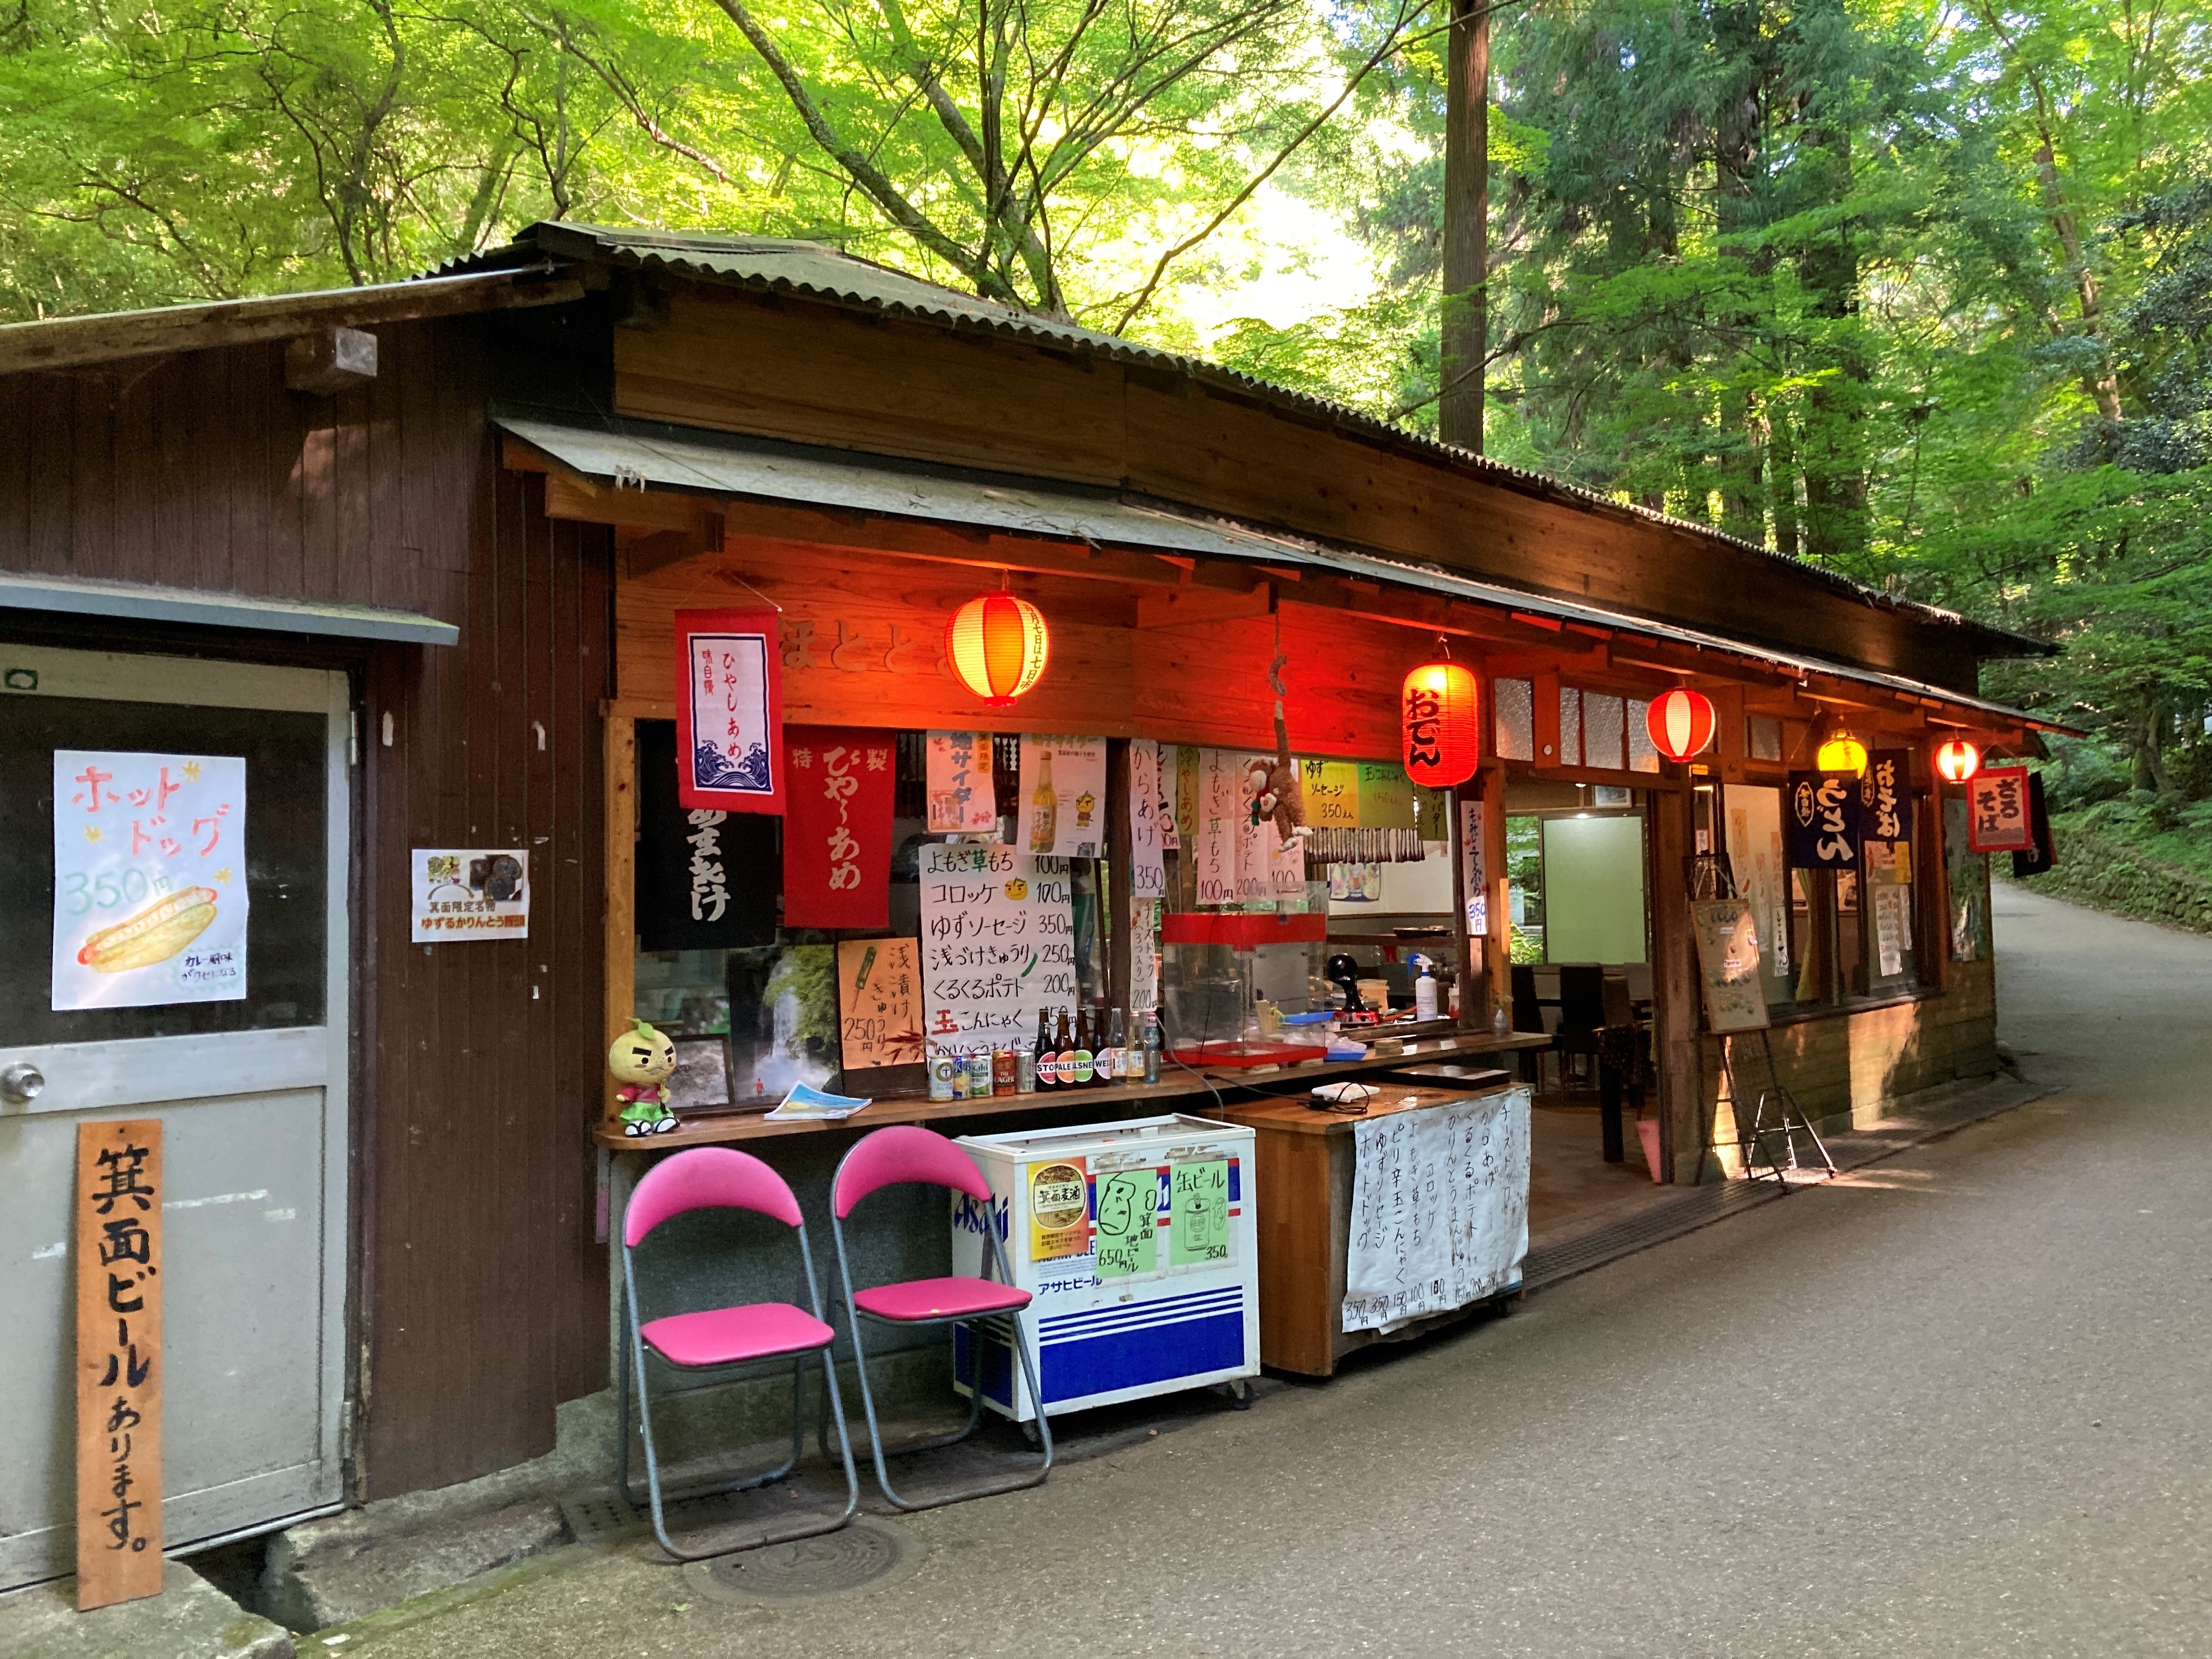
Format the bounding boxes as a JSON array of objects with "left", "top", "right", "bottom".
[
  {"left": 76, "top": 1119, "right": 164, "bottom": 1610},
  {"left": 1690, "top": 899, "right": 1771, "bottom": 1034}
]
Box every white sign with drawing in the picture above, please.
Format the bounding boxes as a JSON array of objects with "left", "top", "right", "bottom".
[
  {"left": 918, "top": 843, "right": 1075, "bottom": 1056},
  {"left": 52, "top": 749, "right": 249, "bottom": 1010},
  {"left": 1343, "top": 1087, "right": 1532, "bottom": 1334}
]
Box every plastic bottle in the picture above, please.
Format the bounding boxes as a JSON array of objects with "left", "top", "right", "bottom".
[{"left": 1414, "top": 957, "right": 1440, "bottom": 1021}]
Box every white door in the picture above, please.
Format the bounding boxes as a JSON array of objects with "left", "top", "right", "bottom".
[{"left": 0, "top": 645, "right": 351, "bottom": 1589}]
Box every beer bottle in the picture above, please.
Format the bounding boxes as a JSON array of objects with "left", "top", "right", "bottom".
[
  {"left": 1034, "top": 1007, "right": 1056, "bottom": 1092},
  {"left": 1028, "top": 748, "right": 1058, "bottom": 854},
  {"left": 1071, "top": 1007, "right": 1096, "bottom": 1087}
]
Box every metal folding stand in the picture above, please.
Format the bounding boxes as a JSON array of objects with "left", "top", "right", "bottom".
[{"left": 1718, "top": 1029, "right": 1836, "bottom": 1189}]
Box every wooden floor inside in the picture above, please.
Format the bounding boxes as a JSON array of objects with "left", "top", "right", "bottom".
[{"left": 1527, "top": 1091, "right": 1681, "bottom": 1248}]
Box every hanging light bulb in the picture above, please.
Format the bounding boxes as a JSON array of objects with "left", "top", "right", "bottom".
[
  {"left": 1645, "top": 687, "right": 1717, "bottom": 762},
  {"left": 945, "top": 589, "right": 1049, "bottom": 707},
  {"left": 1935, "top": 738, "right": 1982, "bottom": 783},
  {"left": 1401, "top": 658, "right": 1482, "bottom": 787}
]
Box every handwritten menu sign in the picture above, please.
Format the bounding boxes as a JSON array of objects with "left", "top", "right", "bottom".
[
  {"left": 1155, "top": 744, "right": 1180, "bottom": 850},
  {"left": 1093, "top": 1168, "right": 1159, "bottom": 1278},
  {"left": 1169, "top": 1160, "right": 1231, "bottom": 1267},
  {"left": 1866, "top": 750, "right": 1910, "bottom": 842},
  {"left": 1301, "top": 759, "right": 1358, "bottom": 828},
  {"left": 53, "top": 751, "right": 247, "bottom": 1011},
  {"left": 919, "top": 844, "right": 1074, "bottom": 1056},
  {"left": 1235, "top": 768, "right": 1272, "bottom": 903},
  {"left": 1967, "top": 764, "right": 2034, "bottom": 853},
  {"left": 926, "top": 731, "right": 998, "bottom": 833},
  {"left": 1460, "top": 799, "right": 1487, "bottom": 935},
  {"left": 1192, "top": 748, "right": 1240, "bottom": 905},
  {"left": 839, "top": 938, "right": 923, "bottom": 1069},
  {"left": 76, "top": 1119, "right": 163, "bottom": 1611},
  {"left": 1691, "top": 898, "right": 1770, "bottom": 1033},
  {"left": 1343, "top": 1088, "right": 1531, "bottom": 1334},
  {"left": 1356, "top": 762, "right": 1417, "bottom": 831},
  {"left": 1128, "top": 740, "right": 1167, "bottom": 900}
]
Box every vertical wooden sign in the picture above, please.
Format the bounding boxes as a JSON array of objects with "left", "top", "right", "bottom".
[{"left": 76, "top": 1119, "right": 164, "bottom": 1611}]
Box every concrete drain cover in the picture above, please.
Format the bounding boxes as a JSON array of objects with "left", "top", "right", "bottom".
[{"left": 688, "top": 1517, "right": 922, "bottom": 1602}]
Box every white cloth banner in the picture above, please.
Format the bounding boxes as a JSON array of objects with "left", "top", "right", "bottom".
[
  {"left": 1343, "top": 1086, "right": 1531, "bottom": 1334},
  {"left": 1128, "top": 740, "right": 1167, "bottom": 900},
  {"left": 52, "top": 750, "right": 249, "bottom": 1010},
  {"left": 918, "top": 843, "right": 1074, "bottom": 1056}
]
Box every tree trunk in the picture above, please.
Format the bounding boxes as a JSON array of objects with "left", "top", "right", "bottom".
[{"left": 1440, "top": 0, "right": 1489, "bottom": 451}]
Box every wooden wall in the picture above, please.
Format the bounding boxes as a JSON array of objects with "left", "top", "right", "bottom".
[
  {"left": 614, "top": 284, "right": 1993, "bottom": 695},
  {"left": 616, "top": 535, "right": 1443, "bottom": 757},
  {"left": 0, "top": 323, "right": 612, "bottom": 1501}
]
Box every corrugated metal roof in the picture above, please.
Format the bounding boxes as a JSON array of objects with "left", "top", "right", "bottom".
[
  {"left": 466, "top": 221, "right": 2049, "bottom": 659},
  {"left": 498, "top": 408, "right": 2066, "bottom": 733}
]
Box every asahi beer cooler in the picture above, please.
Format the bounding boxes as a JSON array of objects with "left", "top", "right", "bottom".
[{"left": 952, "top": 1115, "right": 1259, "bottom": 1421}]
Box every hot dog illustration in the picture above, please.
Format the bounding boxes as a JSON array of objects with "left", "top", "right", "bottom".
[{"left": 77, "top": 887, "right": 219, "bottom": 973}]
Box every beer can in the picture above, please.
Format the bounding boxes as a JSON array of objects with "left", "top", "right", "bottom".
[
  {"left": 992, "top": 1047, "right": 1017, "bottom": 1095},
  {"left": 967, "top": 1051, "right": 994, "bottom": 1098},
  {"left": 927, "top": 1051, "right": 958, "bottom": 1102}
]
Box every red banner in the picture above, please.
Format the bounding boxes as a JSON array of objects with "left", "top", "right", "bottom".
[
  {"left": 675, "top": 607, "right": 783, "bottom": 814},
  {"left": 782, "top": 727, "right": 896, "bottom": 929}
]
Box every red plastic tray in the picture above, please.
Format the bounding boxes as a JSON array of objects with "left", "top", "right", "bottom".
[{"left": 1169, "top": 1039, "right": 1330, "bottom": 1070}]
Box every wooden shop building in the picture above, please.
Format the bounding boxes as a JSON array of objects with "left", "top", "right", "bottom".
[{"left": 0, "top": 221, "right": 2061, "bottom": 1585}]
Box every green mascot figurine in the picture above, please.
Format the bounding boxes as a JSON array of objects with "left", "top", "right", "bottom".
[{"left": 610, "top": 1019, "right": 680, "bottom": 1137}]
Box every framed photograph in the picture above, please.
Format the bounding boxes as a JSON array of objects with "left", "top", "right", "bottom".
[{"left": 665, "top": 1035, "right": 739, "bottom": 1118}]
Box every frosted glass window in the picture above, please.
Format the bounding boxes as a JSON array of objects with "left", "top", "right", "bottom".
[
  {"left": 1495, "top": 678, "right": 1534, "bottom": 760},
  {"left": 1558, "top": 686, "right": 1582, "bottom": 767},
  {"left": 1627, "top": 700, "right": 1659, "bottom": 772},
  {"left": 1583, "top": 695, "right": 1625, "bottom": 770},
  {"left": 1541, "top": 815, "right": 1647, "bottom": 963},
  {"left": 1748, "top": 716, "right": 1783, "bottom": 761}
]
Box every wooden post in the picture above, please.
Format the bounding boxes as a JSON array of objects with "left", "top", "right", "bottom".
[
  {"left": 1107, "top": 738, "right": 1135, "bottom": 1014},
  {"left": 1476, "top": 760, "right": 1511, "bottom": 1024},
  {"left": 1646, "top": 775, "right": 1703, "bottom": 1183},
  {"left": 76, "top": 1119, "right": 164, "bottom": 1611},
  {"left": 603, "top": 714, "right": 637, "bottom": 1135}
]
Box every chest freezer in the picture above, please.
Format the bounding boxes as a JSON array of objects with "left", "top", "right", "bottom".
[{"left": 951, "top": 1115, "right": 1259, "bottom": 1423}]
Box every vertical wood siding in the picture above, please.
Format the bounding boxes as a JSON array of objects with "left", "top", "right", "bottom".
[{"left": 0, "top": 322, "right": 613, "bottom": 1502}]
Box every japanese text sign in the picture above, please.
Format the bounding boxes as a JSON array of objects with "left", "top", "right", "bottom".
[
  {"left": 918, "top": 844, "right": 1073, "bottom": 1056},
  {"left": 1300, "top": 760, "right": 1359, "bottom": 828},
  {"left": 783, "top": 727, "right": 895, "bottom": 929},
  {"left": 76, "top": 1119, "right": 163, "bottom": 1611},
  {"left": 1865, "top": 749, "right": 1911, "bottom": 843},
  {"left": 925, "top": 731, "right": 998, "bottom": 834},
  {"left": 1786, "top": 770, "right": 1861, "bottom": 869},
  {"left": 53, "top": 750, "right": 247, "bottom": 1011},
  {"left": 1690, "top": 898, "right": 1769, "bottom": 1034},
  {"left": 1356, "top": 762, "right": 1417, "bottom": 831},
  {"left": 1192, "top": 748, "right": 1239, "bottom": 905},
  {"left": 633, "top": 720, "right": 777, "bottom": 952},
  {"left": 1128, "top": 741, "right": 1167, "bottom": 900},
  {"left": 1967, "top": 764, "right": 2035, "bottom": 853},
  {"left": 1018, "top": 735, "right": 1107, "bottom": 859},
  {"left": 838, "top": 937, "right": 923, "bottom": 1069},
  {"left": 675, "top": 607, "right": 783, "bottom": 814},
  {"left": 411, "top": 849, "right": 528, "bottom": 942},
  {"left": 1155, "top": 744, "right": 1180, "bottom": 850}
]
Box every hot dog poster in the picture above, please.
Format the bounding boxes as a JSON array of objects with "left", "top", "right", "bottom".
[{"left": 52, "top": 750, "right": 247, "bottom": 1010}]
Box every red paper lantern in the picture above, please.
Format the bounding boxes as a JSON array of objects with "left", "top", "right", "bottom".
[
  {"left": 1401, "top": 661, "right": 1482, "bottom": 787},
  {"left": 946, "top": 592, "right": 1049, "bottom": 707},
  {"left": 1645, "top": 687, "right": 1717, "bottom": 762},
  {"left": 1935, "top": 738, "right": 1981, "bottom": 783}
]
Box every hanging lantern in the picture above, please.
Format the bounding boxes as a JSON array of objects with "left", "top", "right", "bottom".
[
  {"left": 1401, "top": 660, "right": 1483, "bottom": 787},
  {"left": 1645, "top": 687, "right": 1717, "bottom": 763},
  {"left": 1814, "top": 715, "right": 1869, "bottom": 778},
  {"left": 945, "top": 591, "right": 1049, "bottom": 707},
  {"left": 1935, "top": 738, "right": 1982, "bottom": 783}
]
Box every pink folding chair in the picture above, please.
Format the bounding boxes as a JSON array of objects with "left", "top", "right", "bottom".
[
  {"left": 828, "top": 1125, "right": 1053, "bottom": 1509},
  {"left": 619, "top": 1147, "right": 858, "bottom": 1560}
]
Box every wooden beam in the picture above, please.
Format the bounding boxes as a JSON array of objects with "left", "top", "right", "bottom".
[
  {"left": 1137, "top": 584, "right": 1273, "bottom": 629},
  {"left": 0, "top": 264, "right": 588, "bottom": 376}
]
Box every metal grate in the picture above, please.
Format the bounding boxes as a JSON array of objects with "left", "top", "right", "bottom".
[{"left": 701, "top": 1517, "right": 918, "bottom": 1600}]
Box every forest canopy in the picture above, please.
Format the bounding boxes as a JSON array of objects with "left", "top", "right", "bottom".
[{"left": 1, "top": 0, "right": 2207, "bottom": 795}]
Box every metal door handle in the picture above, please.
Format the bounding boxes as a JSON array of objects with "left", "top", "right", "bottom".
[{"left": 1, "top": 1063, "right": 44, "bottom": 1102}]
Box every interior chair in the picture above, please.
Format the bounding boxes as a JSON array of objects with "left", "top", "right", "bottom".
[
  {"left": 828, "top": 1125, "right": 1053, "bottom": 1510},
  {"left": 1510, "top": 963, "right": 1548, "bottom": 1088},
  {"left": 1554, "top": 964, "right": 1608, "bottom": 1093},
  {"left": 618, "top": 1147, "right": 859, "bottom": 1561}
]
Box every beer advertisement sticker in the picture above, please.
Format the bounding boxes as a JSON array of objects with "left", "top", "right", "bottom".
[
  {"left": 411, "top": 849, "right": 530, "bottom": 943},
  {"left": 52, "top": 750, "right": 249, "bottom": 1011}
]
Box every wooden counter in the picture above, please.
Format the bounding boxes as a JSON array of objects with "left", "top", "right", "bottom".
[
  {"left": 592, "top": 1030, "right": 1550, "bottom": 1151},
  {"left": 1220, "top": 1079, "right": 1522, "bottom": 1377}
]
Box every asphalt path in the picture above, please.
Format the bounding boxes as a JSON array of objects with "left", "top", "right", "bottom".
[{"left": 352, "top": 884, "right": 2210, "bottom": 1657}]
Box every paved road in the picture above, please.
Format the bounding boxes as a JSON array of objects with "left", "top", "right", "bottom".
[{"left": 355, "top": 886, "right": 2211, "bottom": 1657}]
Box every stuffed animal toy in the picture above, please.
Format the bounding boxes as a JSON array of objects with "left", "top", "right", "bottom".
[
  {"left": 1246, "top": 644, "right": 1309, "bottom": 849},
  {"left": 609, "top": 1019, "right": 680, "bottom": 1137}
]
